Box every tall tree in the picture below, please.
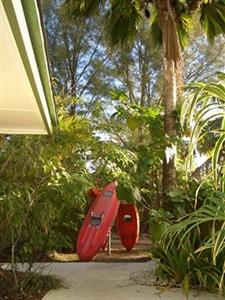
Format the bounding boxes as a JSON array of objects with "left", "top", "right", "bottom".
[
  {"left": 63, "top": 0, "right": 225, "bottom": 209},
  {"left": 42, "top": 0, "right": 107, "bottom": 113}
]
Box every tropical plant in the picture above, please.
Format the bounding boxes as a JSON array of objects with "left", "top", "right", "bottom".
[
  {"left": 154, "top": 74, "right": 225, "bottom": 297},
  {"left": 181, "top": 73, "right": 225, "bottom": 189},
  {"left": 158, "top": 190, "right": 225, "bottom": 296},
  {"left": 64, "top": 0, "right": 225, "bottom": 209}
]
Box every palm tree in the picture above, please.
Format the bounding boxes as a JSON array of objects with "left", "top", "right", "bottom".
[{"left": 64, "top": 0, "right": 225, "bottom": 209}]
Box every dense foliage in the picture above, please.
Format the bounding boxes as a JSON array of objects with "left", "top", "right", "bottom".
[
  {"left": 155, "top": 77, "right": 225, "bottom": 296},
  {"left": 1, "top": 0, "right": 225, "bottom": 298},
  {"left": 0, "top": 110, "right": 95, "bottom": 262}
]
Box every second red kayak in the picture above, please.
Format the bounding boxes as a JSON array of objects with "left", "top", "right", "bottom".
[
  {"left": 117, "top": 203, "right": 140, "bottom": 252},
  {"left": 77, "top": 182, "right": 119, "bottom": 261},
  {"left": 87, "top": 187, "right": 101, "bottom": 200}
]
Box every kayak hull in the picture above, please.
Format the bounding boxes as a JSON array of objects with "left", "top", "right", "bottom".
[
  {"left": 116, "top": 203, "right": 140, "bottom": 252},
  {"left": 77, "top": 182, "right": 119, "bottom": 261}
]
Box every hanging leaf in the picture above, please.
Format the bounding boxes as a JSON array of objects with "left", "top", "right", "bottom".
[{"left": 127, "top": 116, "right": 141, "bottom": 131}]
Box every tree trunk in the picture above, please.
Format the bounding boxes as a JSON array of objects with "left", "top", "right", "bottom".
[
  {"left": 156, "top": 0, "right": 183, "bottom": 210},
  {"left": 162, "top": 57, "right": 177, "bottom": 209}
]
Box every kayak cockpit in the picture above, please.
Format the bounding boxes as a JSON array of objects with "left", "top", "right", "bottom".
[
  {"left": 103, "top": 190, "right": 113, "bottom": 198},
  {"left": 90, "top": 215, "right": 102, "bottom": 226}
]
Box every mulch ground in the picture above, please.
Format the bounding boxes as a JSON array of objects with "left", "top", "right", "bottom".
[
  {"left": 48, "top": 236, "right": 152, "bottom": 262},
  {"left": 49, "top": 247, "right": 151, "bottom": 262}
]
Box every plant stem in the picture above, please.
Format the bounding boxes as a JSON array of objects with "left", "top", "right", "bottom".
[{"left": 11, "top": 235, "right": 18, "bottom": 287}]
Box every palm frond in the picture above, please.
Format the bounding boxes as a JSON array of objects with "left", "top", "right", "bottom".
[
  {"left": 150, "top": 14, "right": 162, "bottom": 48},
  {"left": 162, "top": 192, "right": 225, "bottom": 254},
  {"left": 177, "top": 12, "right": 193, "bottom": 49},
  {"left": 105, "top": 0, "right": 142, "bottom": 47},
  {"left": 63, "top": 0, "right": 105, "bottom": 17},
  {"left": 149, "top": 10, "right": 162, "bottom": 48},
  {"left": 200, "top": 2, "right": 225, "bottom": 41},
  {"left": 212, "top": 118, "right": 225, "bottom": 188},
  {"left": 181, "top": 76, "right": 225, "bottom": 184}
]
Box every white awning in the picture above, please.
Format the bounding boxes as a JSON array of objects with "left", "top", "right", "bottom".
[{"left": 0, "top": 0, "right": 57, "bottom": 135}]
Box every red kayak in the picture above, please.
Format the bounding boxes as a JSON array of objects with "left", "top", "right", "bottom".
[
  {"left": 77, "top": 182, "right": 120, "bottom": 261},
  {"left": 116, "top": 203, "right": 140, "bottom": 252},
  {"left": 87, "top": 187, "right": 101, "bottom": 200}
]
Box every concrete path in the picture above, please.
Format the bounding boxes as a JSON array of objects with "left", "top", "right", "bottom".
[{"left": 42, "top": 262, "right": 223, "bottom": 300}]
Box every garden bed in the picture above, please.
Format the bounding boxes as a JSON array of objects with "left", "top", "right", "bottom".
[{"left": 0, "top": 269, "right": 62, "bottom": 300}]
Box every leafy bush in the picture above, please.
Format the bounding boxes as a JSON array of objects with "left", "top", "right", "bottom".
[{"left": 0, "top": 113, "right": 95, "bottom": 263}]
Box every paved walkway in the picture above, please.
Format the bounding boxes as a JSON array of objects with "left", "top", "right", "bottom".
[{"left": 42, "top": 262, "right": 223, "bottom": 300}]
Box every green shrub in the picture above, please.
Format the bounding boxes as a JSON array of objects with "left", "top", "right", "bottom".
[{"left": 0, "top": 114, "right": 95, "bottom": 263}]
